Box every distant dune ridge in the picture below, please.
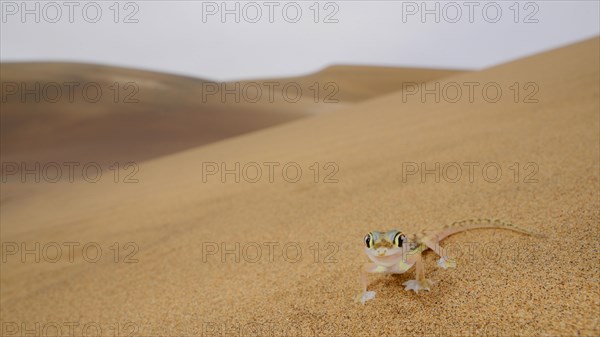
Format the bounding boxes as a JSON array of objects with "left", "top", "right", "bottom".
[
  {"left": 1, "top": 62, "right": 461, "bottom": 169},
  {"left": 0, "top": 38, "right": 598, "bottom": 336}
]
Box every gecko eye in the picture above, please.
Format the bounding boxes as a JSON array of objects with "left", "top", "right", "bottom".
[
  {"left": 393, "top": 232, "right": 405, "bottom": 247},
  {"left": 364, "top": 233, "right": 373, "bottom": 248}
]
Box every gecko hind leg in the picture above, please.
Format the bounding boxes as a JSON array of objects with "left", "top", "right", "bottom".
[{"left": 421, "top": 236, "right": 457, "bottom": 269}]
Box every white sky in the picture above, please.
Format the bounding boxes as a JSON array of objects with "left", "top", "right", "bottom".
[{"left": 1, "top": 1, "right": 599, "bottom": 81}]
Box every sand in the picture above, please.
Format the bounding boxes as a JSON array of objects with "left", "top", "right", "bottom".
[
  {"left": 1, "top": 63, "right": 460, "bottom": 169},
  {"left": 0, "top": 38, "right": 598, "bottom": 336}
]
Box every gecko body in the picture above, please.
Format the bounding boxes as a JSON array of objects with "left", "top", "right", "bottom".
[{"left": 357, "top": 219, "right": 541, "bottom": 304}]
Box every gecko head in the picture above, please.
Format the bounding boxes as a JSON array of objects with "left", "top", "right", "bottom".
[{"left": 363, "top": 230, "right": 405, "bottom": 261}]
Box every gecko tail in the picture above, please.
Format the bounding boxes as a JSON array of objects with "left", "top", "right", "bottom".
[{"left": 429, "top": 218, "right": 545, "bottom": 242}]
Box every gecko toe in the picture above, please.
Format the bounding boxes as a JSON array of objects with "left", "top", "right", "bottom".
[
  {"left": 403, "top": 279, "right": 434, "bottom": 293},
  {"left": 357, "top": 291, "right": 376, "bottom": 304},
  {"left": 437, "top": 257, "right": 457, "bottom": 269}
]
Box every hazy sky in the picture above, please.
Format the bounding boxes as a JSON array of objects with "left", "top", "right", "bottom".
[{"left": 1, "top": 1, "right": 599, "bottom": 81}]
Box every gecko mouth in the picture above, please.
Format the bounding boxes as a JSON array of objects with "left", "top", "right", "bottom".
[
  {"left": 376, "top": 252, "right": 395, "bottom": 259},
  {"left": 369, "top": 249, "right": 402, "bottom": 260}
]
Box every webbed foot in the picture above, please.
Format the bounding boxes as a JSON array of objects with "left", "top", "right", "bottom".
[
  {"left": 403, "top": 279, "right": 434, "bottom": 293},
  {"left": 437, "top": 257, "right": 457, "bottom": 269},
  {"left": 356, "top": 291, "right": 376, "bottom": 304}
]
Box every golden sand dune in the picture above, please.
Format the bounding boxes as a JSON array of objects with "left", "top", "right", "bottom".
[
  {"left": 0, "top": 62, "right": 301, "bottom": 168},
  {"left": 1, "top": 63, "right": 460, "bottom": 169},
  {"left": 239, "top": 65, "right": 463, "bottom": 109},
  {"left": 1, "top": 38, "right": 598, "bottom": 336}
]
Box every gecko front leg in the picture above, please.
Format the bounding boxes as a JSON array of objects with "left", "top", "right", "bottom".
[
  {"left": 356, "top": 263, "right": 382, "bottom": 304},
  {"left": 403, "top": 252, "right": 434, "bottom": 293}
]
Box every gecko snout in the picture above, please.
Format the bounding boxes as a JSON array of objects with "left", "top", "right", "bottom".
[{"left": 377, "top": 248, "right": 387, "bottom": 256}]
